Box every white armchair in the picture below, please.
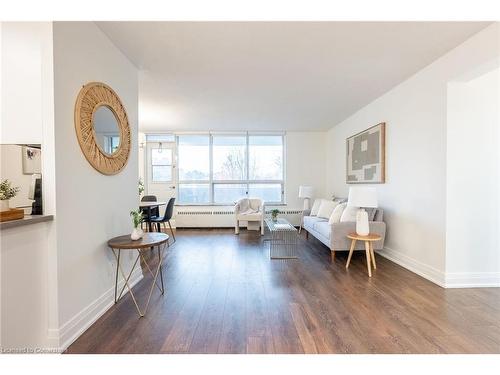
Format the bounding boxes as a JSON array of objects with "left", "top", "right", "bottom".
[{"left": 234, "top": 198, "right": 265, "bottom": 235}]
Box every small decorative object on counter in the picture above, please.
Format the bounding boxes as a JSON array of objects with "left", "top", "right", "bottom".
[
  {"left": 130, "top": 209, "right": 144, "bottom": 240},
  {"left": 0, "top": 179, "right": 20, "bottom": 212},
  {"left": 271, "top": 209, "right": 280, "bottom": 222}
]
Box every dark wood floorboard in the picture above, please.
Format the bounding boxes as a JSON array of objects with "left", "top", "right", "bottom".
[{"left": 65, "top": 228, "right": 500, "bottom": 354}]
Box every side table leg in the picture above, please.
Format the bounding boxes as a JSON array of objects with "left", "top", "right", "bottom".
[
  {"left": 143, "top": 242, "right": 166, "bottom": 315},
  {"left": 346, "top": 239, "right": 356, "bottom": 269},
  {"left": 370, "top": 242, "right": 377, "bottom": 269},
  {"left": 364, "top": 241, "right": 372, "bottom": 277},
  {"left": 114, "top": 249, "right": 121, "bottom": 303},
  {"left": 115, "top": 252, "right": 144, "bottom": 317},
  {"left": 158, "top": 244, "right": 165, "bottom": 294}
]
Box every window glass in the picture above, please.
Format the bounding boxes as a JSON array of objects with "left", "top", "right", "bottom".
[
  {"left": 178, "top": 135, "right": 210, "bottom": 180},
  {"left": 151, "top": 148, "right": 172, "bottom": 182},
  {"left": 248, "top": 183, "right": 282, "bottom": 203},
  {"left": 146, "top": 134, "right": 175, "bottom": 142},
  {"left": 178, "top": 184, "right": 210, "bottom": 204},
  {"left": 213, "top": 184, "right": 247, "bottom": 204},
  {"left": 212, "top": 135, "right": 247, "bottom": 180},
  {"left": 249, "top": 136, "right": 283, "bottom": 180}
]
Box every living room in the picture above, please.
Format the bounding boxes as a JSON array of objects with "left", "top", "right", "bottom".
[{"left": 1, "top": 1, "right": 499, "bottom": 373}]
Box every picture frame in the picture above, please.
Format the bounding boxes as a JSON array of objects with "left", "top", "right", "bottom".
[
  {"left": 22, "top": 146, "right": 42, "bottom": 175},
  {"left": 346, "top": 122, "right": 385, "bottom": 184}
]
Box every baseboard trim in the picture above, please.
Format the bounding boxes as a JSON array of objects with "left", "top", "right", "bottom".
[
  {"left": 57, "top": 267, "right": 143, "bottom": 351},
  {"left": 445, "top": 272, "right": 500, "bottom": 288},
  {"left": 378, "top": 246, "right": 446, "bottom": 287}
]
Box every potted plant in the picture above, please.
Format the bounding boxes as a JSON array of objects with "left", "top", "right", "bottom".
[
  {"left": 138, "top": 179, "right": 145, "bottom": 196},
  {"left": 271, "top": 209, "right": 280, "bottom": 222},
  {"left": 0, "top": 179, "right": 20, "bottom": 212},
  {"left": 130, "top": 209, "right": 144, "bottom": 240}
]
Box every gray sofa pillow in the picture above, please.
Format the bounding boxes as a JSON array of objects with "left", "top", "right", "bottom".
[
  {"left": 365, "top": 207, "right": 377, "bottom": 221},
  {"left": 373, "top": 208, "right": 384, "bottom": 222}
]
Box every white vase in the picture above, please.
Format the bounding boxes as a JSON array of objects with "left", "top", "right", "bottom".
[
  {"left": 355, "top": 208, "right": 370, "bottom": 236},
  {"left": 131, "top": 227, "right": 144, "bottom": 241},
  {"left": 0, "top": 200, "right": 9, "bottom": 212}
]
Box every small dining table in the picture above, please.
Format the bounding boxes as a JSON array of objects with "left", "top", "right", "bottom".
[{"left": 139, "top": 201, "right": 167, "bottom": 232}]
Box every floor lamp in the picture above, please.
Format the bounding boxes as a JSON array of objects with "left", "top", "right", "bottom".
[{"left": 298, "top": 186, "right": 313, "bottom": 234}]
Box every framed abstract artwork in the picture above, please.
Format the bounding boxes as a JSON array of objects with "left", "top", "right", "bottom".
[{"left": 346, "top": 122, "right": 385, "bottom": 184}]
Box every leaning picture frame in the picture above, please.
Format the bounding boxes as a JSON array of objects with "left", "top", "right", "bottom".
[
  {"left": 22, "top": 146, "right": 42, "bottom": 175},
  {"left": 346, "top": 122, "right": 385, "bottom": 184}
]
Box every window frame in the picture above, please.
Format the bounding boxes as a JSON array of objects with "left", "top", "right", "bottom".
[
  {"left": 176, "top": 132, "right": 286, "bottom": 205},
  {"left": 150, "top": 146, "right": 173, "bottom": 184}
]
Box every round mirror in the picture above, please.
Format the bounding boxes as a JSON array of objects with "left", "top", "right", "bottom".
[{"left": 93, "top": 105, "right": 121, "bottom": 155}]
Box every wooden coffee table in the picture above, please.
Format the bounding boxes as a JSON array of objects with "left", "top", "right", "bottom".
[
  {"left": 346, "top": 232, "right": 381, "bottom": 277},
  {"left": 108, "top": 232, "right": 169, "bottom": 317}
]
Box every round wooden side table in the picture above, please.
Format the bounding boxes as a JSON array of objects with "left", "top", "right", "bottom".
[
  {"left": 346, "top": 232, "right": 381, "bottom": 277},
  {"left": 108, "top": 232, "right": 169, "bottom": 317}
]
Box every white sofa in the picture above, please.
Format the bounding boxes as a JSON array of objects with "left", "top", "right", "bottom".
[{"left": 302, "top": 201, "right": 386, "bottom": 261}]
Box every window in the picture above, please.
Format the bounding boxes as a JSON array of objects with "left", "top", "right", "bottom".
[
  {"left": 176, "top": 133, "right": 284, "bottom": 205},
  {"left": 146, "top": 134, "right": 175, "bottom": 143},
  {"left": 249, "top": 135, "right": 283, "bottom": 180},
  {"left": 177, "top": 135, "right": 210, "bottom": 204},
  {"left": 103, "top": 135, "right": 120, "bottom": 154},
  {"left": 212, "top": 136, "right": 247, "bottom": 180},
  {"left": 151, "top": 147, "right": 172, "bottom": 182}
]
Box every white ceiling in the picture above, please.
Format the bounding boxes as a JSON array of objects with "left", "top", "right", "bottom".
[{"left": 97, "top": 22, "right": 489, "bottom": 132}]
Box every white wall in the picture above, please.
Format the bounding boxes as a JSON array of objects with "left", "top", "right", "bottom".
[
  {"left": 0, "top": 22, "right": 57, "bottom": 350},
  {"left": 0, "top": 23, "right": 46, "bottom": 144},
  {"left": 52, "top": 22, "right": 139, "bottom": 348},
  {"left": 285, "top": 132, "right": 327, "bottom": 207},
  {"left": 326, "top": 23, "right": 500, "bottom": 286},
  {"left": 446, "top": 67, "right": 500, "bottom": 287},
  {"left": 1, "top": 222, "right": 51, "bottom": 349}
]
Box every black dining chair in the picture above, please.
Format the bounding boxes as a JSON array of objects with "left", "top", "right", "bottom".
[
  {"left": 141, "top": 195, "right": 159, "bottom": 231},
  {"left": 150, "top": 197, "right": 176, "bottom": 243}
]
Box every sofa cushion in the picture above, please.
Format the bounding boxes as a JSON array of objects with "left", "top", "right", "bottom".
[
  {"left": 340, "top": 205, "right": 358, "bottom": 222},
  {"left": 310, "top": 199, "right": 323, "bottom": 216},
  {"left": 373, "top": 208, "right": 384, "bottom": 222},
  {"left": 314, "top": 221, "right": 331, "bottom": 240},
  {"left": 329, "top": 202, "right": 346, "bottom": 224},
  {"left": 317, "top": 200, "right": 338, "bottom": 219},
  {"left": 303, "top": 215, "right": 327, "bottom": 229}
]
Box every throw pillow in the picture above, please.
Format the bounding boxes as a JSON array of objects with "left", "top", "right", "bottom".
[
  {"left": 317, "top": 200, "right": 338, "bottom": 219},
  {"left": 365, "top": 207, "right": 377, "bottom": 221},
  {"left": 340, "top": 205, "right": 358, "bottom": 222},
  {"left": 328, "top": 202, "right": 347, "bottom": 224},
  {"left": 310, "top": 199, "right": 323, "bottom": 216}
]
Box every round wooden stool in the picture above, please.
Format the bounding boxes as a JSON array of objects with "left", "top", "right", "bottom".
[{"left": 346, "top": 232, "right": 381, "bottom": 277}]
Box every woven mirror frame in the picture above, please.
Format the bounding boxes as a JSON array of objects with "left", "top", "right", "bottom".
[{"left": 74, "top": 82, "right": 131, "bottom": 175}]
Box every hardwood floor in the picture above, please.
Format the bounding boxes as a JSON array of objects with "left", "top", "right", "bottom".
[{"left": 66, "top": 229, "right": 500, "bottom": 354}]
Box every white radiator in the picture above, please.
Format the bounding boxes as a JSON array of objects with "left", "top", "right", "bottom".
[{"left": 174, "top": 207, "right": 303, "bottom": 228}]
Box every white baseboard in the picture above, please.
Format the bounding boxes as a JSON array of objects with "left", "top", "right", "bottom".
[
  {"left": 56, "top": 267, "right": 143, "bottom": 351},
  {"left": 445, "top": 272, "right": 500, "bottom": 288},
  {"left": 378, "top": 246, "right": 446, "bottom": 287},
  {"left": 379, "top": 247, "right": 500, "bottom": 289}
]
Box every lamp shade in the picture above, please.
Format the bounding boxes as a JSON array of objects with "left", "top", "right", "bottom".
[
  {"left": 347, "top": 187, "right": 378, "bottom": 208},
  {"left": 298, "top": 185, "right": 313, "bottom": 198}
]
